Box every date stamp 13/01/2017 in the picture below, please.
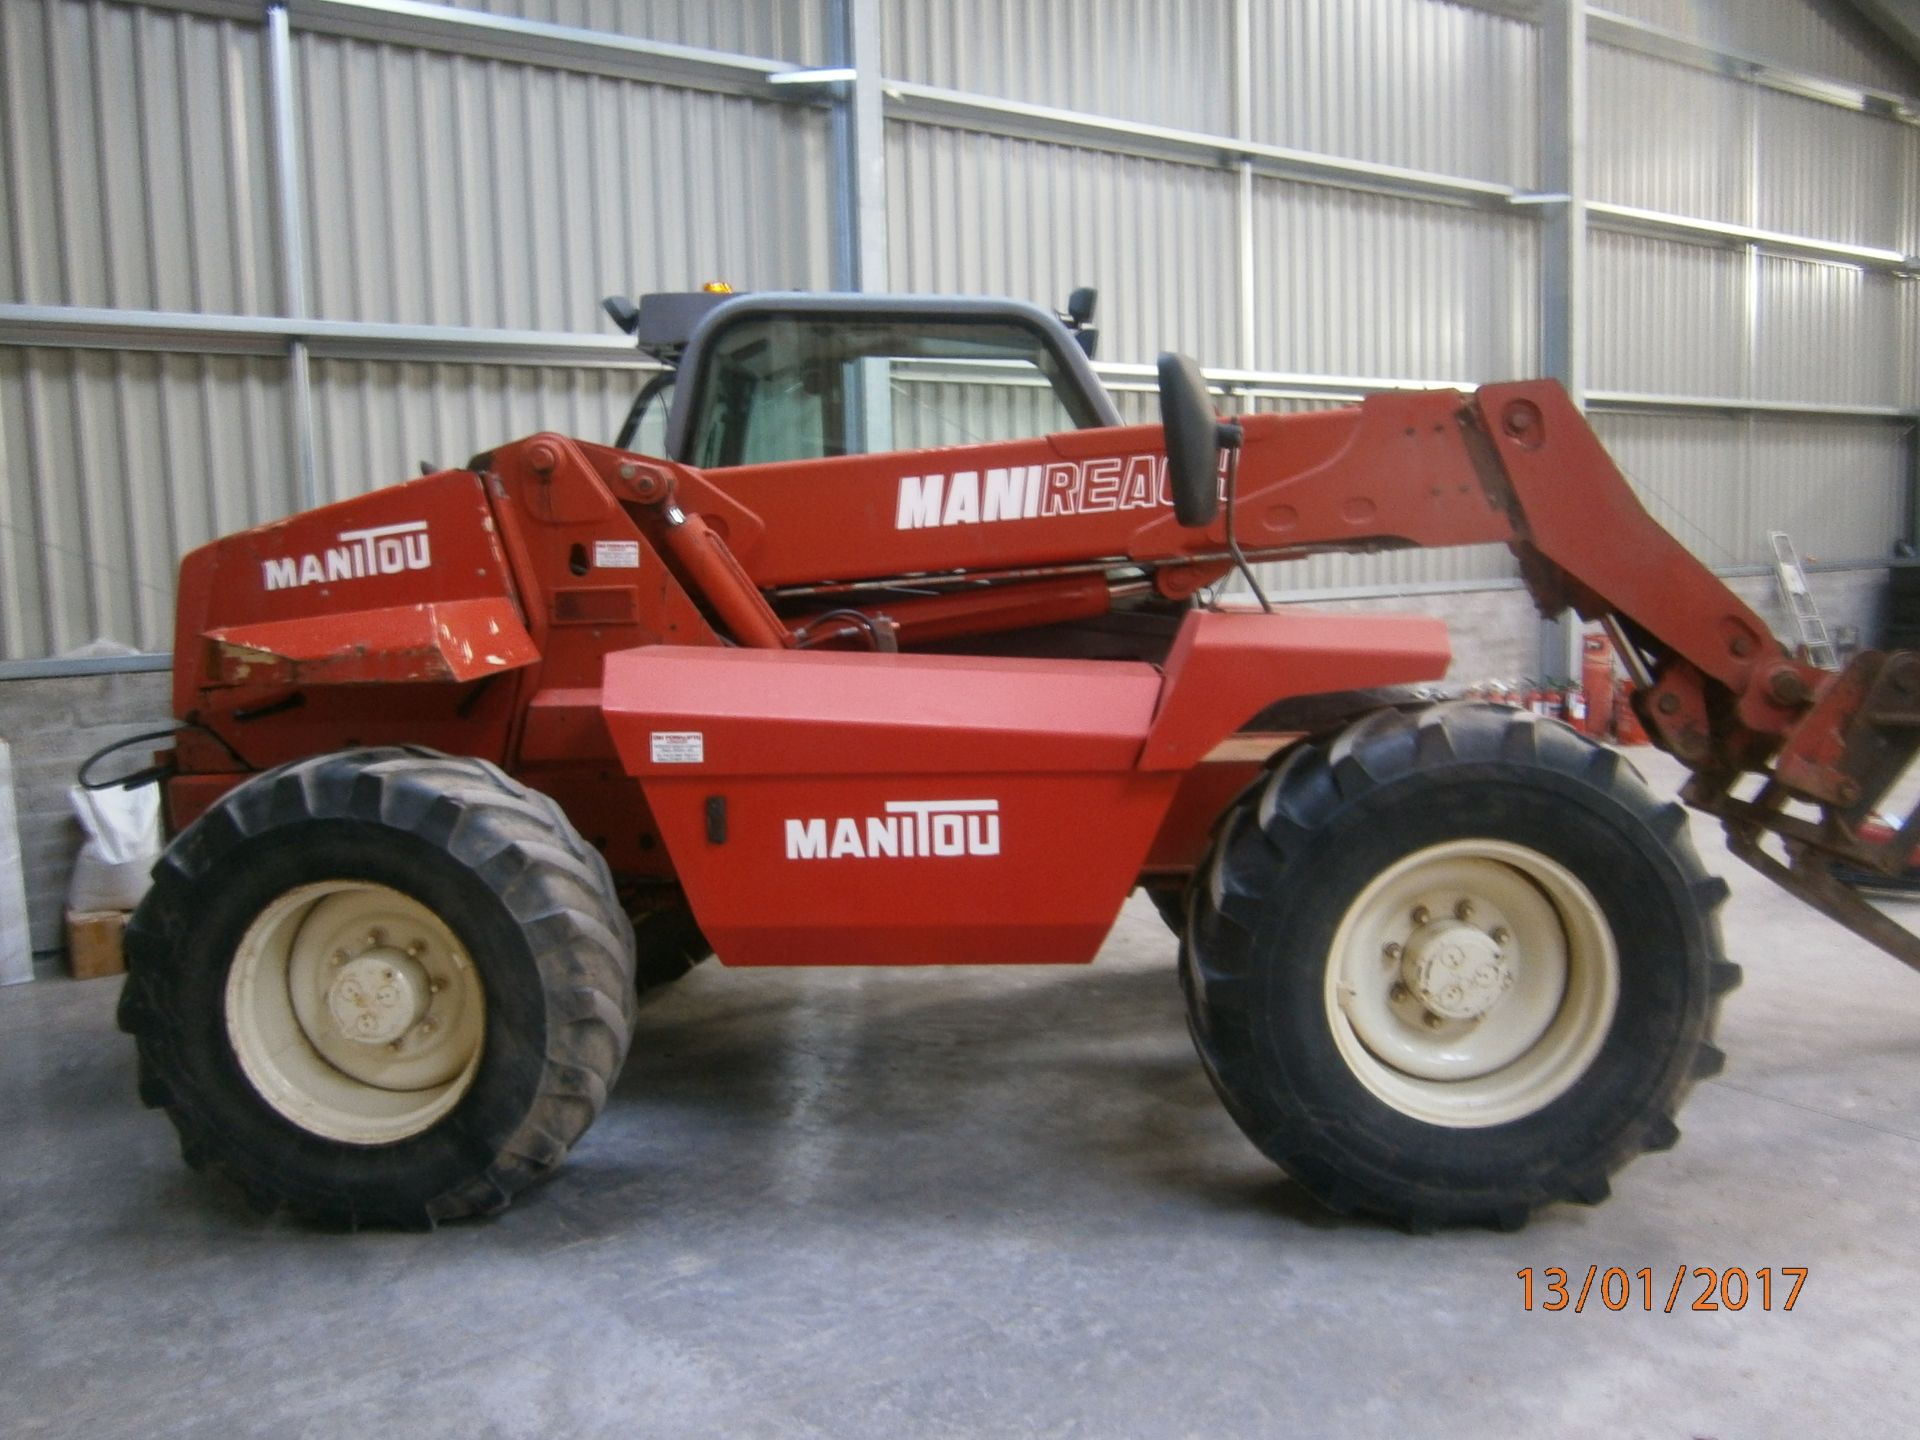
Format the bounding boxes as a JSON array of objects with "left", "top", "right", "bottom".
[{"left": 1517, "top": 1266, "right": 1807, "bottom": 1314}]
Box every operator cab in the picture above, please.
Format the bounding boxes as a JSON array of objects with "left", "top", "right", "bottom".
[{"left": 603, "top": 288, "right": 1116, "bottom": 466}]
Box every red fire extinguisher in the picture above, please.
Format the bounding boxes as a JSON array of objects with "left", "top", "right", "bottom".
[
  {"left": 1565, "top": 680, "right": 1587, "bottom": 728},
  {"left": 1581, "top": 631, "right": 1615, "bottom": 739}
]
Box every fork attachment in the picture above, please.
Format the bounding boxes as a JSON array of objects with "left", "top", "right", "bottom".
[{"left": 1678, "top": 650, "right": 1920, "bottom": 974}]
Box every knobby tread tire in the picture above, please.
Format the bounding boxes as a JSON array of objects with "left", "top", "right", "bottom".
[
  {"left": 1183, "top": 702, "right": 1740, "bottom": 1230},
  {"left": 118, "top": 746, "right": 637, "bottom": 1227}
]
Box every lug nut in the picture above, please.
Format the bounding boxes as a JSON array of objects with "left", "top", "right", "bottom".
[
  {"left": 429, "top": 978, "right": 445, "bottom": 994},
  {"left": 330, "top": 951, "right": 347, "bottom": 967},
  {"left": 1389, "top": 982, "right": 1411, "bottom": 1002},
  {"left": 1382, "top": 941, "right": 1403, "bottom": 961},
  {"left": 367, "top": 929, "right": 385, "bottom": 947},
  {"left": 1410, "top": 905, "right": 1431, "bottom": 926},
  {"left": 407, "top": 940, "right": 426, "bottom": 958},
  {"left": 1491, "top": 926, "right": 1510, "bottom": 945},
  {"left": 1454, "top": 899, "right": 1475, "bottom": 921},
  {"left": 1423, "top": 1011, "right": 1445, "bottom": 1029}
]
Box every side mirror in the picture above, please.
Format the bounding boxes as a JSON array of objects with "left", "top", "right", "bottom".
[
  {"left": 603, "top": 295, "right": 641, "bottom": 336},
  {"left": 1157, "top": 353, "right": 1220, "bottom": 529},
  {"left": 1062, "top": 286, "right": 1099, "bottom": 358}
]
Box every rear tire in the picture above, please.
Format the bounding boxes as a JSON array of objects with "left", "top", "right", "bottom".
[
  {"left": 118, "top": 747, "right": 636, "bottom": 1226},
  {"left": 1183, "top": 703, "right": 1739, "bottom": 1229}
]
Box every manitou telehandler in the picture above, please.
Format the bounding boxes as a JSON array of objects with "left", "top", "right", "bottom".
[{"left": 115, "top": 288, "right": 1920, "bottom": 1230}]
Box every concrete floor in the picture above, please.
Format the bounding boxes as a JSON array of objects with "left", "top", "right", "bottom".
[{"left": 3, "top": 749, "right": 1918, "bottom": 1439}]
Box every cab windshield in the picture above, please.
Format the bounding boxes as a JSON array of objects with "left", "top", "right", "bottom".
[{"left": 681, "top": 315, "right": 1104, "bottom": 468}]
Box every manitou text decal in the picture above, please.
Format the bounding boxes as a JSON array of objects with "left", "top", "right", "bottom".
[
  {"left": 895, "top": 457, "right": 1171, "bottom": 530},
  {"left": 262, "top": 521, "right": 431, "bottom": 590},
  {"left": 785, "top": 799, "right": 1001, "bottom": 860}
]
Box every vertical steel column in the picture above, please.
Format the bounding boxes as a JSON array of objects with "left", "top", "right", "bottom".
[
  {"left": 828, "top": 0, "right": 888, "bottom": 293},
  {"left": 1234, "top": 0, "right": 1257, "bottom": 374},
  {"left": 266, "top": 2, "right": 318, "bottom": 511},
  {"left": 827, "top": 0, "right": 890, "bottom": 451},
  {"left": 1538, "top": 0, "right": 1587, "bottom": 678}
]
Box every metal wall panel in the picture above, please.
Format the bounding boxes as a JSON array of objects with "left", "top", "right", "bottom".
[
  {"left": 440, "top": 0, "right": 826, "bottom": 62},
  {"left": 1754, "top": 255, "right": 1901, "bottom": 408},
  {"left": 1589, "top": 231, "right": 1746, "bottom": 397},
  {"left": 0, "top": 346, "right": 293, "bottom": 658},
  {"left": 1754, "top": 89, "right": 1907, "bottom": 251},
  {"left": 1600, "top": 0, "right": 1920, "bottom": 94},
  {"left": 1247, "top": 0, "right": 1537, "bottom": 187},
  {"left": 885, "top": 121, "right": 1242, "bottom": 366},
  {"left": 883, "top": 0, "right": 1234, "bottom": 135},
  {"left": 1743, "top": 415, "right": 1907, "bottom": 563},
  {"left": 0, "top": 0, "right": 279, "bottom": 313},
  {"left": 307, "top": 358, "right": 638, "bottom": 503},
  {"left": 1589, "top": 45, "right": 1748, "bottom": 225},
  {"left": 1589, "top": 410, "right": 1750, "bottom": 566},
  {"left": 1250, "top": 180, "right": 1539, "bottom": 382},
  {"left": 1591, "top": 410, "right": 1907, "bottom": 567},
  {"left": 296, "top": 33, "right": 834, "bottom": 332}
]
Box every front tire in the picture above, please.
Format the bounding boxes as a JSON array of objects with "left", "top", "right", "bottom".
[
  {"left": 119, "top": 748, "right": 636, "bottom": 1226},
  {"left": 1184, "top": 703, "right": 1740, "bottom": 1229}
]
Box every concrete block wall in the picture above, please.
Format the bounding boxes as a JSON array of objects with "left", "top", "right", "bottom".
[{"left": 0, "top": 670, "right": 173, "bottom": 959}]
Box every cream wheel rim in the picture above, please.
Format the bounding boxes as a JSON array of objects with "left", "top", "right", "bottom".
[
  {"left": 225, "top": 881, "right": 486, "bottom": 1145},
  {"left": 1324, "top": 840, "right": 1618, "bottom": 1128}
]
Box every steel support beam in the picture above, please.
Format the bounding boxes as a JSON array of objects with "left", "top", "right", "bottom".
[
  {"left": 881, "top": 83, "right": 1517, "bottom": 209},
  {"left": 266, "top": 3, "right": 318, "bottom": 511},
  {"left": 1538, "top": 0, "right": 1588, "bottom": 678},
  {"left": 826, "top": 0, "right": 889, "bottom": 294},
  {"left": 1587, "top": 201, "right": 1912, "bottom": 272}
]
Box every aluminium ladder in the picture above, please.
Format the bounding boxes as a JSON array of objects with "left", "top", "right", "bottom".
[{"left": 1769, "top": 530, "right": 1838, "bottom": 670}]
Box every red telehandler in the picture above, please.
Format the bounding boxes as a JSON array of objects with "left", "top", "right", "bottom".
[{"left": 114, "top": 289, "right": 1920, "bottom": 1230}]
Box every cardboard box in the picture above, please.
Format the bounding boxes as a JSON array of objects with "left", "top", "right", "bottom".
[{"left": 66, "top": 908, "right": 129, "bottom": 980}]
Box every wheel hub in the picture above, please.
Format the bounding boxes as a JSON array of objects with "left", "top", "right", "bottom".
[
  {"left": 226, "top": 881, "right": 487, "bottom": 1145},
  {"left": 326, "top": 952, "right": 431, "bottom": 1046},
  {"left": 1325, "top": 841, "right": 1619, "bottom": 1125},
  {"left": 1402, "top": 920, "right": 1512, "bottom": 1022}
]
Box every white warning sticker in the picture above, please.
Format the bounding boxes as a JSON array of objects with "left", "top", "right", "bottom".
[
  {"left": 594, "top": 539, "right": 642, "bottom": 569},
  {"left": 650, "top": 731, "right": 704, "bottom": 764}
]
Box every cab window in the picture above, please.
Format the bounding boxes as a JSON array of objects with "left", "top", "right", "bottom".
[{"left": 684, "top": 315, "right": 1102, "bottom": 468}]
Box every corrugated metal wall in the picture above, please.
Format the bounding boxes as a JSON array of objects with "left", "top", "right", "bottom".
[
  {"left": 2, "top": 0, "right": 1917, "bottom": 661},
  {"left": 295, "top": 33, "right": 832, "bottom": 331},
  {"left": 1602, "top": 0, "right": 1918, "bottom": 94},
  {"left": 1587, "top": 6, "right": 1918, "bottom": 577}
]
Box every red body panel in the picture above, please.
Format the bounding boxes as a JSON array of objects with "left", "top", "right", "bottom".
[
  {"left": 604, "top": 646, "right": 1173, "bottom": 964},
  {"left": 205, "top": 597, "right": 540, "bottom": 687},
  {"left": 1140, "top": 609, "right": 1449, "bottom": 771},
  {"left": 601, "top": 609, "right": 1448, "bottom": 964},
  {"left": 172, "top": 472, "right": 522, "bottom": 704}
]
